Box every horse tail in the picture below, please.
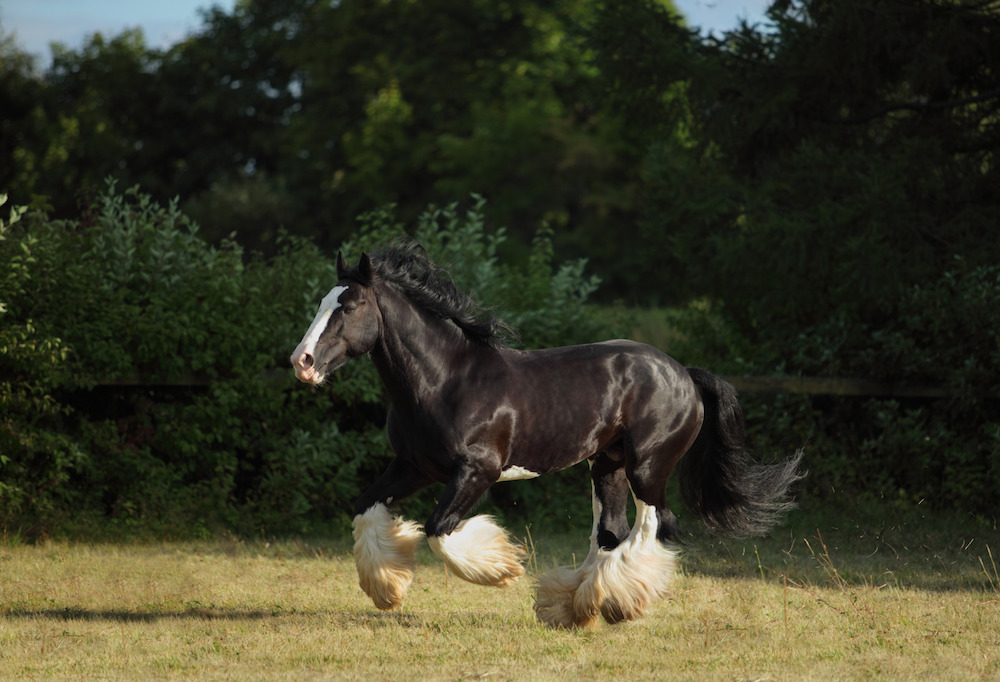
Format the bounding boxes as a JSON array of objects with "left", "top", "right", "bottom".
[{"left": 677, "top": 367, "right": 805, "bottom": 537}]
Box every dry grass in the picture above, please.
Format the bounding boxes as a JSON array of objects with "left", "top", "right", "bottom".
[{"left": 1, "top": 512, "right": 998, "bottom": 680}]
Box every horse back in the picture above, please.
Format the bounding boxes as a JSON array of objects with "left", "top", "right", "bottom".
[{"left": 384, "top": 339, "right": 700, "bottom": 480}]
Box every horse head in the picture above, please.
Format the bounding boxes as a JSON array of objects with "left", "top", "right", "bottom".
[{"left": 289, "top": 251, "right": 382, "bottom": 385}]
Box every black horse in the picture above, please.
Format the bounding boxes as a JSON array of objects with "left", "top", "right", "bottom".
[{"left": 290, "top": 242, "right": 803, "bottom": 628}]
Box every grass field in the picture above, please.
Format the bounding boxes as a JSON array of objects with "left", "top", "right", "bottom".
[{"left": 1, "top": 507, "right": 998, "bottom": 680}]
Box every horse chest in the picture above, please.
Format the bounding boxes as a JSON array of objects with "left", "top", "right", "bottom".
[{"left": 386, "top": 404, "right": 469, "bottom": 463}]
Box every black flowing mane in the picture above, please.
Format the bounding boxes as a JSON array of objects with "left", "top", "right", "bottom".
[{"left": 344, "top": 240, "right": 517, "bottom": 349}]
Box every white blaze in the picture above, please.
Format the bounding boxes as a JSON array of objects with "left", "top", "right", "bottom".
[{"left": 296, "top": 285, "right": 348, "bottom": 358}]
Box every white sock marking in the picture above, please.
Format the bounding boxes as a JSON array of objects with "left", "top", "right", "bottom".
[
  {"left": 427, "top": 515, "right": 526, "bottom": 587},
  {"left": 351, "top": 503, "right": 424, "bottom": 610}
]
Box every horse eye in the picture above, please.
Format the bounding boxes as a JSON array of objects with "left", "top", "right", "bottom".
[{"left": 342, "top": 304, "right": 357, "bottom": 315}]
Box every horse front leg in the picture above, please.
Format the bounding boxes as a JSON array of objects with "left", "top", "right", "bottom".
[
  {"left": 424, "top": 458, "right": 526, "bottom": 588},
  {"left": 352, "top": 458, "right": 432, "bottom": 610}
]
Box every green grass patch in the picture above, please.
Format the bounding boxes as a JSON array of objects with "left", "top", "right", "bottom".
[{"left": 1, "top": 507, "right": 997, "bottom": 679}]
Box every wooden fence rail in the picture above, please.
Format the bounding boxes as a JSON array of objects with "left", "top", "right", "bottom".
[
  {"left": 724, "top": 376, "right": 954, "bottom": 399},
  {"left": 96, "top": 372, "right": 966, "bottom": 399}
]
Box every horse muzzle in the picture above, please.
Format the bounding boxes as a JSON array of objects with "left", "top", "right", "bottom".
[
  {"left": 290, "top": 341, "right": 351, "bottom": 384},
  {"left": 290, "top": 350, "right": 323, "bottom": 384}
]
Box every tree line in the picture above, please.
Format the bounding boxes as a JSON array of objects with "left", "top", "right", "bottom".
[
  {"left": 2, "top": 0, "right": 999, "bottom": 536},
  {"left": 4, "top": 1, "right": 999, "bottom": 301}
]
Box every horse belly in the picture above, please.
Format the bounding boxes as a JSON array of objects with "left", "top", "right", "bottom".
[
  {"left": 510, "top": 400, "right": 621, "bottom": 474},
  {"left": 504, "top": 372, "right": 624, "bottom": 474},
  {"left": 502, "top": 341, "right": 690, "bottom": 476}
]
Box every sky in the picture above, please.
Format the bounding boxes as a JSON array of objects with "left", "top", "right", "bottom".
[{"left": 1, "top": 0, "right": 772, "bottom": 64}]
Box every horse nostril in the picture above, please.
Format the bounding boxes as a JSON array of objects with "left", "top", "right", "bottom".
[{"left": 291, "top": 352, "right": 315, "bottom": 370}]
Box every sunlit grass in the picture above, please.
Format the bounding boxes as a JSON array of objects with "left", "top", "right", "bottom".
[{"left": 1, "top": 510, "right": 998, "bottom": 680}]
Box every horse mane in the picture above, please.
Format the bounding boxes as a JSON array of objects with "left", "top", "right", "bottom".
[{"left": 347, "top": 240, "right": 518, "bottom": 349}]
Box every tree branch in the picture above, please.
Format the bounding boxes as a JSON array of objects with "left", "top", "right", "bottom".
[{"left": 830, "top": 88, "right": 1000, "bottom": 125}]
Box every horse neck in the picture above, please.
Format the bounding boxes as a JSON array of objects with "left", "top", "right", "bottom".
[{"left": 371, "top": 284, "right": 483, "bottom": 403}]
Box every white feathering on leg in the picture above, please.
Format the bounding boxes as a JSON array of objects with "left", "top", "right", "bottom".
[
  {"left": 534, "top": 566, "right": 594, "bottom": 629},
  {"left": 534, "top": 478, "right": 604, "bottom": 629},
  {"left": 427, "top": 515, "right": 526, "bottom": 587},
  {"left": 575, "top": 500, "right": 677, "bottom": 624},
  {"left": 352, "top": 504, "right": 424, "bottom": 610},
  {"left": 536, "top": 499, "right": 678, "bottom": 628}
]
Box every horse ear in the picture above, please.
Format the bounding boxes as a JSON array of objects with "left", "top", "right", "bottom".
[
  {"left": 337, "top": 250, "right": 348, "bottom": 279},
  {"left": 359, "top": 252, "right": 375, "bottom": 283}
]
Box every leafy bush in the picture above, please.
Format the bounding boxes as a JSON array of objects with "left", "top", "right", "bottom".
[
  {"left": 343, "top": 196, "right": 606, "bottom": 349},
  {"left": 0, "top": 194, "right": 81, "bottom": 532},
  {"left": 770, "top": 262, "right": 1000, "bottom": 513},
  {"left": 649, "top": 258, "right": 1000, "bottom": 516},
  {"left": 0, "top": 184, "right": 612, "bottom": 539}
]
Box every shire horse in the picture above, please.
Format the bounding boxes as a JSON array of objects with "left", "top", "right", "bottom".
[{"left": 290, "top": 242, "right": 804, "bottom": 628}]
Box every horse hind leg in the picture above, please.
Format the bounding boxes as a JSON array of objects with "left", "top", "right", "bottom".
[
  {"left": 539, "top": 443, "right": 683, "bottom": 628},
  {"left": 577, "top": 417, "right": 699, "bottom": 624},
  {"left": 590, "top": 450, "right": 632, "bottom": 552},
  {"left": 534, "top": 452, "right": 634, "bottom": 629},
  {"left": 581, "top": 498, "right": 679, "bottom": 625},
  {"left": 535, "top": 511, "right": 678, "bottom": 629}
]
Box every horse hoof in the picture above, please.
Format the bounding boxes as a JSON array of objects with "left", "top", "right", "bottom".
[
  {"left": 600, "top": 597, "right": 645, "bottom": 624},
  {"left": 533, "top": 566, "right": 600, "bottom": 629},
  {"left": 352, "top": 504, "right": 424, "bottom": 610},
  {"left": 428, "top": 515, "right": 526, "bottom": 587}
]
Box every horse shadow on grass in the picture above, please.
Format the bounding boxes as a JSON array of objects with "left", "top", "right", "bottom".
[
  {"left": 2, "top": 605, "right": 531, "bottom": 631},
  {"left": 0, "top": 606, "right": 427, "bottom": 627},
  {"left": 2, "top": 607, "right": 277, "bottom": 623}
]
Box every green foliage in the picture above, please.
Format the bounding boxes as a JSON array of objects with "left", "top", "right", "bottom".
[
  {"left": 0, "top": 184, "right": 609, "bottom": 538},
  {"left": 0, "top": 183, "right": 371, "bottom": 536},
  {"left": 587, "top": 0, "right": 1000, "bottom": 514},
  {"left": 738, "top": 390, "right": 1000, "bottom": 517},
  {"left": 344, "top": 196, "right": 607, "bottom": 350},
  {"left": 281, "top": 0, "right": 627, "bottom": 252},
  {"left": 1, "top": 1, "right": 647, "bottom": 262},
  {"left": 0, "top": 195, "right": 79, "bottom": 529},
  {"left": 768, "top": 260, "right": 1000, "bottom": 512}
]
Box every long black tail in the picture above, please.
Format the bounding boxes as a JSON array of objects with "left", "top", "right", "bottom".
[{"left": 678, "top": 367, "right": 805, "bottom": 537}]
